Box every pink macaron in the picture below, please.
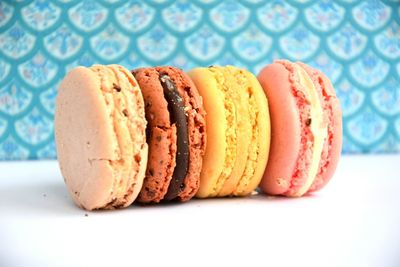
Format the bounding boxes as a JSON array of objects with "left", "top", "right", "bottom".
[{"left": 257, "top": 60, "right": 342, "bottom": 197}]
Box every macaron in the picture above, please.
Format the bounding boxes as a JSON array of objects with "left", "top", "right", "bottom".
[
  {"left": 55, "top": 64, "right": 148, "bottom": 210},
  {"left": 132, "top": 66, "right": 206, "bottom": 203},
  {"left": 188, "top": 66, "right": 271, "bottom": 198},
  {"left": 257, "top": 60, "right": 342, "bottom": 197}
]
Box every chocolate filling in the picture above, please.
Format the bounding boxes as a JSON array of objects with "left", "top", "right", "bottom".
[{"left": 159, "top": 74, "right": 189, "bottom": 200}]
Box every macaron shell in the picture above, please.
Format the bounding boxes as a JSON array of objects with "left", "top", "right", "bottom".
[
  {"left": 56, "top": 67, "right": 116, "bottom": 210},
  {"left": 233, "top": 70, "right": 270, "bottom": 196},
  {"left": 145, "top": 125, "right": 177, "bottom": 201},
  {"left": 299, "top": 64, "right": 342, "bottom": 192},
  {"left": 188, "top": 68, "right": 227, "bottom": 198},
  {"left": 90, "top": 65, "right": 135, "bottom": 207},
  {"left": 156, "top": 67, "right": 206, "bottom": 201},
  {"left": 107, "top": 65, "right": 148, "bottom": 204},
  {"left": 257, "top": 62, "right": 302, "bottom": 195},
  {"left": 218, "top": 66, "right": 251, "bottom": 197},
  {"left": 133, "top": 68, "right": 177, "bottom": 203},
  {"left": 205, "top": 67, "right": 238, "bottom": 197}
]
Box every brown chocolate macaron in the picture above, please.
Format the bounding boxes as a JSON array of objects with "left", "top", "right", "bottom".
[{"left": 132, "top": 67, "right": 206, "bottom": 203}]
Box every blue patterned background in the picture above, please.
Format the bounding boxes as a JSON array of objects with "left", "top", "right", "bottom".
[{"left": 0, "top": 0, "right": 399, "bottom": 160}]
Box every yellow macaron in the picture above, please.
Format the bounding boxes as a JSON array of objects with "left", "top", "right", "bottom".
[{"left": 188, "top": 66, "right": 271, "bottom": 198}]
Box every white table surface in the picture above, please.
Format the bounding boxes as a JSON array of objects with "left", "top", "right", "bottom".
[{"left": 1, "top": 155, "right": 399, "bottom": 267}]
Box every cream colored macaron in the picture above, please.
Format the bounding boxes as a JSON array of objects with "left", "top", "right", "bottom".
[
  {"left": 55, "top": 65, "right": 148, "bottom": 210},
  {"left": 189, "top": 66, "right": 271, "bottom": 198}
]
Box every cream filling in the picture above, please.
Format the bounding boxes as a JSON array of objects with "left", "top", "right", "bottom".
[{"left": 293, "top": 64, "right": 327, "bottom": 196}]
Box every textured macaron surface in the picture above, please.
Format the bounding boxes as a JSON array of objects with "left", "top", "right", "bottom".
[
  {"left": 55, "top": 65, "right": 147, "bottom": 210},
  {"left": 133, "top": 68, "right": 177, "bottom": 203},
  {"left": 205, "top": 67, "right": 239, "bottom": 197},
  {"left": 133, "top": 67, "right": 206, "bottom": 203},
  {"left": 258, "top": 60, "right": 342, "bottom": 197},
  {"left": 299, "top": 63, "right": 342, "bottom": 193},
  {"left": 229, "top": 68, "right": 270, "bottom": 196},
  {"left": 189, "top": 66, "right": 270, "bottom": 198}
]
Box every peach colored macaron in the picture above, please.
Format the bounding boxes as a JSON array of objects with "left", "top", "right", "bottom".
[
  {"left": 257, "top": 60, "right": 342, "bottom": 197},
  {"left": 55, "top": 65, "right": 148, "bottom": 210}
]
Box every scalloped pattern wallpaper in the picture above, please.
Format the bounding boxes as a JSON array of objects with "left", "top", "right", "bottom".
[{"left": 0, "top": 0, "right": 399, "bottom": 159}]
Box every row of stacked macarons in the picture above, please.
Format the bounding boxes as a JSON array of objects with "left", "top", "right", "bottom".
[{"left": 55, "top": 60, "right": 342, "bottom": 210}]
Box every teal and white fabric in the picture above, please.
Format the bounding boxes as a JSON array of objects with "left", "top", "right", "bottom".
[{"left": 0, "top": 0, "right": 399, "bottom": 159}]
